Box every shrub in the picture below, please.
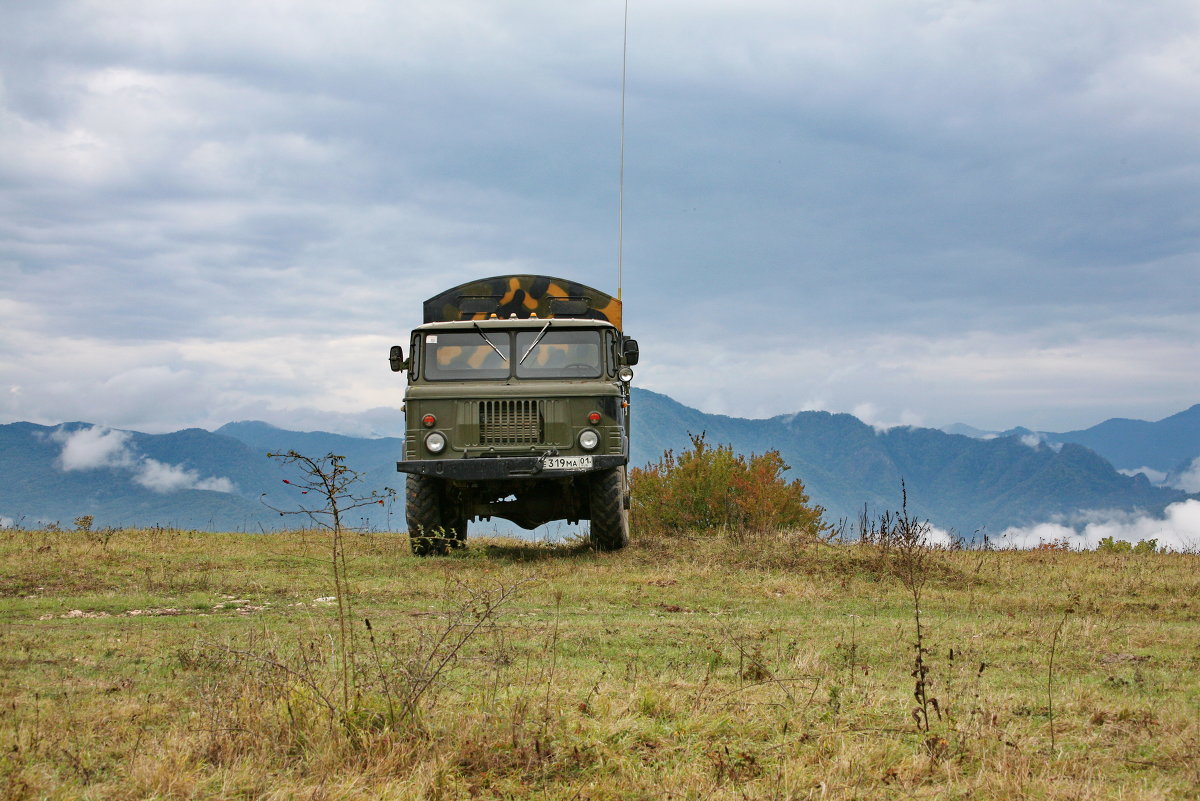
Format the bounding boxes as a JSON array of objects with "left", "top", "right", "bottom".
[
  {"left": 1096, "top": 536, "right": 1160, "bottom": 554},
  {"left": 630, "top": 432, "right": 827, "bottom": 537}
]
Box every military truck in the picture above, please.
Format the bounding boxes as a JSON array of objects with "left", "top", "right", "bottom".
[{"left": 389, "top": 275, "right": 639, "bottom": 554}]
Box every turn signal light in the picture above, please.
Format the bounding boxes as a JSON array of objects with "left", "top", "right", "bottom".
[
  {"left": 587, "top": 411, "right": 602, "bottom": 425},
  {"left": 422, "top": 414, "right": 437, "bottom": 428}
]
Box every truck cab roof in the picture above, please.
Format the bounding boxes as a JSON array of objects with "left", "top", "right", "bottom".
[{"left": 413, "top": 317, "right": 618, "bottom": 333}]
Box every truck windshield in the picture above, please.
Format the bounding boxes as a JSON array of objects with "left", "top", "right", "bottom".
[
  {"left": 421, "top": 329, "right": 604, "bottom": 380},
  {"left": 423, "top": 331, "right": 511, "bottom": 380},
  {"left": 514, "top": 329, "right": 602, "bottom": 378}
]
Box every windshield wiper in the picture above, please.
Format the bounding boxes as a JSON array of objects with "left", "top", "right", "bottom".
[
  {"left": 520, "top": 320, "right": 551, "bottom": 364},
  {"left": 473, "top": 323, "right": 507, "bottom": 361}
]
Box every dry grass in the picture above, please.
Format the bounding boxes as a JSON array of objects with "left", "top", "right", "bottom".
[{"left": 1, "top": 525, "right": 1198, "bottom": 799}]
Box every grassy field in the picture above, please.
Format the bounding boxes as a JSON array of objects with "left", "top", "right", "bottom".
[{"left": 1, "top": 526, "right": 1198, "bottom": 799}]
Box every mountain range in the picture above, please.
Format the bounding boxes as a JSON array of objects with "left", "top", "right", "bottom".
[
  {"left": 630, "top": 391, "right": 1195, "bottom": 537},
  {"left": 939, "top": 404, "right": 1200, "bottom": 478},
  {"left": 1, "top": 390, "right": 1196, "bottom": 539},
  {"left": 0, "top": 421, "right": 405, "bottom": 533}
]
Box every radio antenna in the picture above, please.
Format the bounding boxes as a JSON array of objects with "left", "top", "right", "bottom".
[{"left": 617, "top": 0, "right": 629, "bottom": 302}]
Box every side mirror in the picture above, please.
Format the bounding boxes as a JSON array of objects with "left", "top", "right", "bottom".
[
  {"left": 389, "top": 345, "right": 407, "bottom": 373},
  {"left": 622, "top": 338, "right": 640, "bottom": 366}
]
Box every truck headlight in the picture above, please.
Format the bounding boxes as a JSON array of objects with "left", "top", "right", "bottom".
[
  {"left": 578, "top": 429, "right": 599, "bottom": 451},
  {"left": 425, "top": 431, "right": 447, "bottom": 454}
]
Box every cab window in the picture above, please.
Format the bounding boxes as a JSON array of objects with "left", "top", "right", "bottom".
[
  {"left": 423, "top": 332, "right": 511, "bottom": 381},
  {"left": 514, "top": 330, "right": 603, "bottom": 379}
]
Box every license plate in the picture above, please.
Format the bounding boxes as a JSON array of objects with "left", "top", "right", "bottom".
[{"left": 543, "top": 455, "right": 593, "bottom": 471}]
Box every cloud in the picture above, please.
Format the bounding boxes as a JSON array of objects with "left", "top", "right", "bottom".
[
  {"left": 50, "top": 425, "right": 236, "bottom": 494},
  {"left": 996, "top": 500, "right": 1200, "bottom": 552},
  {"left": 51, "top": 426, "right": 137, "bottom": 470},
  {"left": 1118, "top": 466, "right": 1169, "bottom": 485},
  {"left": 2, "top": 1, "right": 1199, "bottom": 437},
  {"left": 0, "top": 326, "right": 409, "bottom": 434},
  {"left": 851, "top": 403, "right": 924, "bottom": 434},
  {"left": 926, "top": 526, "right": 956, "bottom": 548},
  {"left": 134, "top": 459, "right": 235, "bottom": 494},
  {"left": 638, "top": 324, "right": 1200, "bottom": 433},
  {"left": 1171, "top": 457, "right": 1200, "bottom": 493},
  {"left": 1018, "top": 432, "right": 1062, "bottom": 452}
]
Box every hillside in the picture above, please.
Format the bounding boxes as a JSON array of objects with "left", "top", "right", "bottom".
[
  {"left": 0, "top": 421, "right": 403, "bottom": 532},
  {"left": 1, "top": 394, "right": 1194, "bottom": 537},
  {"left": 2, "top": 527, "right": 1197, "bottom": 799},
  {"left": 944, "top": 404, "right": 1200, "bottom": 475},
  {"left": 1050, "top": 404, "right": 1200, "bottom": 473},
  {"left": 630, "top": 389, "right": 1188, "bottom": 537}
]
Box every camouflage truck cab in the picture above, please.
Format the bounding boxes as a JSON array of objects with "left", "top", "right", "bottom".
[{"left": 389, "top": 275, "right": 639, "bottom": 554}]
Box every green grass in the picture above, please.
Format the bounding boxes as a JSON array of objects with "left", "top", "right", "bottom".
[{"left": 1, "top": 526, "right": 1198, "bottom": 799}]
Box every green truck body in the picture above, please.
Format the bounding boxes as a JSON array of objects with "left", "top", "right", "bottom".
[{"left": 390, "top": 275, "right": 638, "bottom": 554}]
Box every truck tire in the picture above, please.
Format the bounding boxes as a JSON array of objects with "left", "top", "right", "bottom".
[
  {"left": 407, "top": 473, "right": 451, "bottom": 556},
  {"left": 444, "top": 507, "right": 468, "bottom": 549},
  {"left": 589, "top": 466, "right": 629, "bottom": 551}
]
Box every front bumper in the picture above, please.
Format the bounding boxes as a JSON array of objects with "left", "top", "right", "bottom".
[{"left": 397, "top": 454, "right": 626, "bottom": 480}]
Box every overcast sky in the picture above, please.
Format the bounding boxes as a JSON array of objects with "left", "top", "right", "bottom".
[{"left": 2, "top": 0, "right": 1198, "bottom": 436}]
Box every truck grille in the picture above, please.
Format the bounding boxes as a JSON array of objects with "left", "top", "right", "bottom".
[{"left": 476, "top": 399, "right": 544, "bottom": 445}]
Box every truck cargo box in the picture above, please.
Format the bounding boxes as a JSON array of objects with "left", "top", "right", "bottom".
[{"left": 424, "top": 275, "right": 622, "bottom": 330}]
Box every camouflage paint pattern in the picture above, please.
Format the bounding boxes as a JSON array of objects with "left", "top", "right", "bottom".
[{"left": 424, "top": 275, "right": 622, "bottom": 330}]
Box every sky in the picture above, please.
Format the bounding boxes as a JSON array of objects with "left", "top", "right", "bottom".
[{"left": 3, "top": 0, "right": 1199, "bottom": 437}]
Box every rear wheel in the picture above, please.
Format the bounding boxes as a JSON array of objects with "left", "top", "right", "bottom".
[
  {"left": 444, "top": 508, "right": 468, "bottom": 549},
  {"left": 406, "top": 474, "right": 463, "bottom": 555},
  {"left": 589, "top": 467, "right": 629, "bottom": 551}
]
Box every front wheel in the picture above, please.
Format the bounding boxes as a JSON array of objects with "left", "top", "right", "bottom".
[
  {"left": 406, "top": 474, "right": 464, "bottom": 555},
  {"left": 589, "top": 467, "right": 629, "bottom": 551}
]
